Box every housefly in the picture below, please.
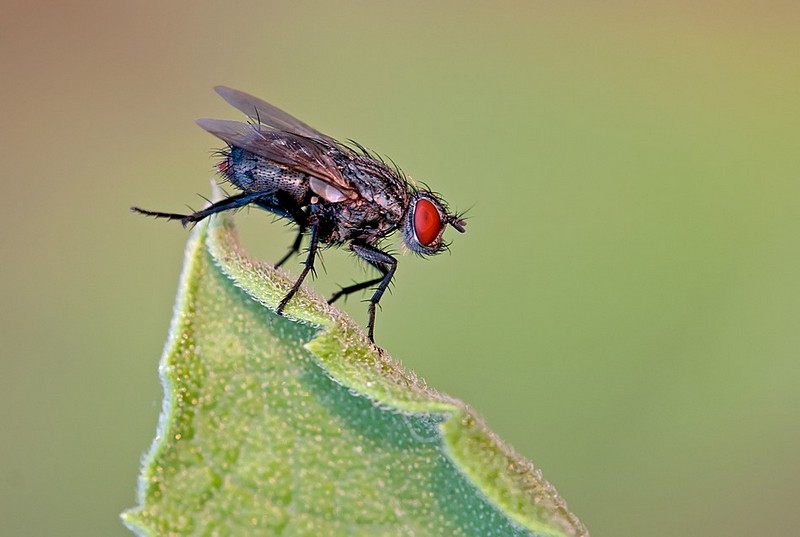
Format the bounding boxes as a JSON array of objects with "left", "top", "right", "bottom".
[{"left": 132, "top": 87, "right": 466, "bottom": 342}]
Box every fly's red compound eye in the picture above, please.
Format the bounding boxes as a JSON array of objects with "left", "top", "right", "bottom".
[{"left": 414, "top": 198, "right": 442, "bottom": 246}]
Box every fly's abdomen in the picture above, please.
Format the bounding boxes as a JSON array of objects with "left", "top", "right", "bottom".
[{"left": 219, "top": 146, "right": 309, "bottom": 202}]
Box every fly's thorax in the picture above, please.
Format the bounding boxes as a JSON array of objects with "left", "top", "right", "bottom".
[
  {"left": 343, "top": 158, "right": 409, "bottom": 224},
  {"left": 315, "top": 200, "right": 391, "bottom": 244},
  {"left": 222, "top": 146, "right": 309, "bottom": 203}
]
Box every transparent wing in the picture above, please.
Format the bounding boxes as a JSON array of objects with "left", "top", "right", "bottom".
[
  {"left": 196, "top": 118, "right": 356, "bottom": 199},
  {"left": 214, "top": 86, "right": 340, "bottom": 145}
]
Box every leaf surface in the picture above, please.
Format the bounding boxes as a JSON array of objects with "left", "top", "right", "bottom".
[{"left": 122, "top": 211, "right": 588, "bottom": 536}]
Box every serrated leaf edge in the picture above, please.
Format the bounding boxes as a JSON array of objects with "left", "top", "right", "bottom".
[{"left": 196, "top": 214, "right": 590, "bottom": 537}]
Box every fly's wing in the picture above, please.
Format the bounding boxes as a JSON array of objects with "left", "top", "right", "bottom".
[
  {"left": 214, "top": 86, "right": 341, "bottom": 146},
  {"left": 196, "top": 118, "right": 358, "bottom": 201}
]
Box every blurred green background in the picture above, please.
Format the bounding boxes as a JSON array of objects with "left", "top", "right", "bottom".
[{"left": 2, "top": 1, "right": 798, "bottom": 535}]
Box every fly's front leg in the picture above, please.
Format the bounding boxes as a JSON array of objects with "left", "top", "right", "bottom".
[
  {"left": 276, "top": 203, "right": 320, "bottom": 316},
  {"left": 343, "top": 243, "right": 397, "bottom": 343},
  {"left": 328, "top": 275, "right": 384, "bottom": 305}
]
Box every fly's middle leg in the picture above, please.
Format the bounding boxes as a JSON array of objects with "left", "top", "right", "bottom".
[
  {"left": 276, "top": 203, "right": 320, "bottom": 316},
  {"left": 255, "top": 192, "right": 308, "bottom": 269}
]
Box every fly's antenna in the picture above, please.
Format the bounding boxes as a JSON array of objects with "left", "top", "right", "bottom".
[
  {"left": 448, "top": 214, "right": 467, "bottom": 233},
  {"left": 448, "top": 204, "right": 472, "bottom": 233}
]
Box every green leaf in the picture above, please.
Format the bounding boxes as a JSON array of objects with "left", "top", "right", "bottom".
[{"left": 121, "top": 209, "right": 588, "bottom": 536}]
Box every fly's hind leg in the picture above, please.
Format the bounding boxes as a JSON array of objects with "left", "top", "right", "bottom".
[{"left": 132, "top": 192, "right": 268, "bottom": 227}]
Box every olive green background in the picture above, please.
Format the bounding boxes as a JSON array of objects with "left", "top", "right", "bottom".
[{"left": 1, "top": 2, "right": 798, "bottom": 535}]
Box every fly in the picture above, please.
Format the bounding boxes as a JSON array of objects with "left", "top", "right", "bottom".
[{"left": 132, "top": 86, "right": 466, "bottom": 343}]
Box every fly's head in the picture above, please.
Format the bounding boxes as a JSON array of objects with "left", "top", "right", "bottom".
[{"left": 402, "top": 190, "right": 466, "bottom": 255}]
